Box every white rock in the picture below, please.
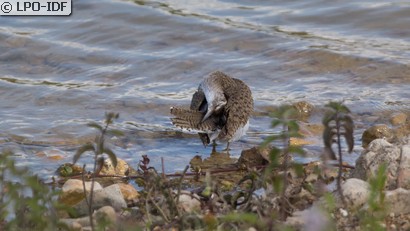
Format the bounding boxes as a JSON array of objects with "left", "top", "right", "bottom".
[
  {"left": 286, "top": 205, "right": 332, "bottom": 231},
  {"left": 385, "top": 188, "right": 410, "bottom": 214},
  {"left": 350, "top": 139, "right": 401, "bottom": 189},
  {"left": 339, "top": 208, "right": 348, "bottom": 217},
  {"left": 398, "top": 145, "right": 410, "bottom": 189},
  {"left": 60, "top": 206, "right": 116, "bottom": 229},
  {"left": 94, "top": 206, "right": 117, "bottom": 225},
  {"left": 340, "top": 178, "right": 370, "bottom": 209},
  {"left": 177, "top": 191, "right": 201, "bottom": 213},
  {"left": 73, "top": 184, "right": 127, "bottom": 217}
]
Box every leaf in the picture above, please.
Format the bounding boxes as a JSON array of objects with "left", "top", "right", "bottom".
[
  {"left": 222, "top": 212, "right": 259, "bottom": 225},
  {"left": 96, "top": 136, "right": 104, "bottom": 155},
  {"left": 269, "top": 147, "right": 282, "bottom": 166},
  {"left": 141, "top": 155, "right": 150, "bottom": 166},
  {"left": 323, "top": 146, "right": 336, "bottom": 160},
  {"left": 322, "top": 126, "right": 335, "bottom": 149},
  {"left": 288, "top": 145, "right": 305, "bottom": 156},
  {"left": 73, "top": 143, "right": 95, "bottom": 164},
  {"left": 95, "top": 157, "right": 105, "bottom": 175},
  {"left": 325, "top": 101, "right": 351, "bottom": 114},
  {"left": 87, "top": 122, "right": 103, "bottom": 131},
  {"left": 322, "top": 111, "right": 336, "bottom": 126},
  {"left": 270, "top": 119, "right": 282, "bottom": 128},
  {"left": 287, "top": 120, "right": 300, "bottom": 133},
  {"left": 292, "top": 162, "right": 304, "bottom": 177},
  {"left": 104, "top": 148, "right": 118, "bottom": 168},
  {"left": 105, "top": 112, "right": 119, "bottom": 125},
  {"left": 342, "top": 115, "right": 354, "bottom": 153}
]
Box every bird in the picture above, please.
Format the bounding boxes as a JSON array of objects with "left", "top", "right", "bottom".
[{"left": 170, "top": 71, "right": 254, "bottom": 152}]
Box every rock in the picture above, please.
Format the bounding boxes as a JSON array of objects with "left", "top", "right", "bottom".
[
  {"left": 351, "top": 139, "right": 401, "bottom": 190},
  {"left": 286, "top": 205, "right": 332, "bottom": 231},
  {"left": 398, "top": 145, "right": 410, "bottom": 189},
  {"left": 59, "top": 220, "right": 83, "bottom": 231},
  {"left": 72, "top": 184, "right": 127, "bottom": 217},
  {"left": 390, "top": 113, "right": 407, "bottom": 126},
  {"left": 362, "top": 124, "right": 394, "bottom": 148},
  {"left": 237, "top": 147, "right": 270, "bottom": 167},
  {"left": 340, "top": 178, "right": 370, "bottom": 209},
  {"left": 290, "top": 137, "right": 315, "bottom": 146},
  {"left": 118, "top": 183, "right": 140, "bottom": 204},
  {"left": 293, "top": 101, "right": 314, "bottom": 120},
  {"left": 94, "top": 206, "right": 117, "bottom": 226},
  {"left": 60, "top": 206, "right": 117, "bottom": 229},
  {"left": 59, "top": 179, "right": 103, "bottom": 206},
  {"left": 100, "top": 158, "right": 129, "bottom": 176},
  {"left": 352, "top": 139, "right": 410, "bottom": 190},
  {"left": 385, "top": 188, "right": 410, "bottom": 214},
  {"left": 177, "top": 191, "right": 201, "bottom": 213},
  {"left": 394, "top": 122, "right": 410, "bottom": 140}
]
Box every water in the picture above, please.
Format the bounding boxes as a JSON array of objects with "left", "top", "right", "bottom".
[{"left": 1, "top": 0, "right": 409, "bottom": 179}]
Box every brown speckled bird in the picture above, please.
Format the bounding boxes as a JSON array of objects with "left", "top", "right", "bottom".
[{"left": 170, "top": 71, "right": 253, "bottom": 151}]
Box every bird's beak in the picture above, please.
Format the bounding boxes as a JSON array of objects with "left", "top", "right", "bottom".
[{"left": 201, "top": 109, "right": 213, "bottom": 123}]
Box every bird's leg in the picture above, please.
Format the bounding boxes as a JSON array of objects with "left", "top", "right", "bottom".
[
  {"left": 223, "top": 142, "right": 230, "bottom": 153},
  {"left": 211, "top": 140, "right": 217, "bottom": 153}
]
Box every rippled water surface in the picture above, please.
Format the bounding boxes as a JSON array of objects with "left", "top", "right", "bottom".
[{"left": 1, "top": 0, "right": 410, "bottom": 179}]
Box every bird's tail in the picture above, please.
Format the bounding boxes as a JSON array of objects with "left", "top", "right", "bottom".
[{"left": 170, "top": 107, "right": 215, "bottom": 131}]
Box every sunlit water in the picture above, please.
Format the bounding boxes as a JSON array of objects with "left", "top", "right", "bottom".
[{"left": 1, "top": 0, "right": 410, "bottom": 180}]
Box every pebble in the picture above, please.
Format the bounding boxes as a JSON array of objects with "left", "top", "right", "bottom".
[
  {"left": 339, "top": 208, "right": 348, "bottom": 217},
  {"left": 390, "top": 112, "right": 407, "bottom": 126},
  {"left": 361, "top": 124, "right": 394, "bottom": 148}
]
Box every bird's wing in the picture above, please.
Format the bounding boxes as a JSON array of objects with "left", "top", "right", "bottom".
[
  {"left": 190, "top": 89, "right": 207, "bottom": 112},
  {"left": 170, "top": 107, "right": 218, "bottom": 131},
  {"left": 219, "top": 79, "right": 254, "bottom": 141}
]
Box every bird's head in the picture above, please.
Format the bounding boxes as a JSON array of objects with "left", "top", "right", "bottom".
[{"left": 202, "top": 95, "right": 227, "bottom": 122}]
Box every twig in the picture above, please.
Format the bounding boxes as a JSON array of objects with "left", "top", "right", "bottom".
[
  {"left": 81, "top": 165, "right": 90, "bottom": 208},
  {"left": 336, "top": 114, "right": 346, "bottom": 206},
  {"left": 175, "top": 165, "right": 189, "bottom": 207},
  {"left": 161, "top": 157, "right": 165, "bottom": 178},
  {"left": 148, "top": 188, "right": 170, "bottom": 223}
]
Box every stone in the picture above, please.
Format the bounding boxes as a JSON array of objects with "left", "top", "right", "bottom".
[
  {"left": 100, "top": 158, "right": 129, "bottom": 176},
  {"left": 390, "top": 113, "right": 407, "bottom": 126},
  {"left": 290, "top": 137, "right": 315, "bottom": 146},
  {"left": 398, "top": 145, "right": 410, "bottom": 189},
  {"left": 59, "top": 179, "right": 103, "bottom": 206},
  {"left": 94, "top": 206, "right": 117, "bottom": 226},
  {"left": 340, "top": 178, "right": 370, "bottom": 209},
  {"left": 59, "top": 219, "right": 83, "bottom": 231},
  {"left": 118, "top": 183, "right": 140, "bottom": 204},
  {"left": 293, "top": 101, "right": 314, "bottom": 120},
  {"left": 385, "top": 188, "right": 410, "bottom": 214},
  {"left": 286, "top": 206, "right": 332, "bottom": 231},
  {"left": 72, "top": 184, "right": 127, "bottom": 217},
  {"left": 394, "top": 122, "right": 410, "bottom": 140},
  {"left": 362, "top": 124, "right": 394, "bottom": 148},
  {"left": 237, "top": 146, "right": 270, "bottom": 167},
  {"left": 60, "top": 206, "right": 117, "bottom": 229},
  {"left": 177, "top": 191, "right": 201, "bottom": 213},
  {"left": 351, "top": 139, "right": 401, "bottom": 190}
]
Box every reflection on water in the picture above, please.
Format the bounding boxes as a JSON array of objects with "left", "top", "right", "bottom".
[{"left": 0, "top": 0, "right": 409, "bottom": 179}]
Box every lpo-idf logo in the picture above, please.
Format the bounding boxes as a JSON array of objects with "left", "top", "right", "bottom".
[{"left": 1, "top": 0, "right": 71, "bottom": 15}]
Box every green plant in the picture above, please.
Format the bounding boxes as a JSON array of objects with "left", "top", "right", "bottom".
[
  {"left": 262, "top": 105, "right": 305, "bottom": 220},
  {"left": 73, "top": 112, "right": 122, "bottom": 231},
  {"left": 322, "top": 101, "right": 354, "bottom": 205},
  {"left": 0, "top": 151, "right": 68, "bottom": 231},
  {"left": 360, "top": 163, "right": 387, "bottom": 230}
]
